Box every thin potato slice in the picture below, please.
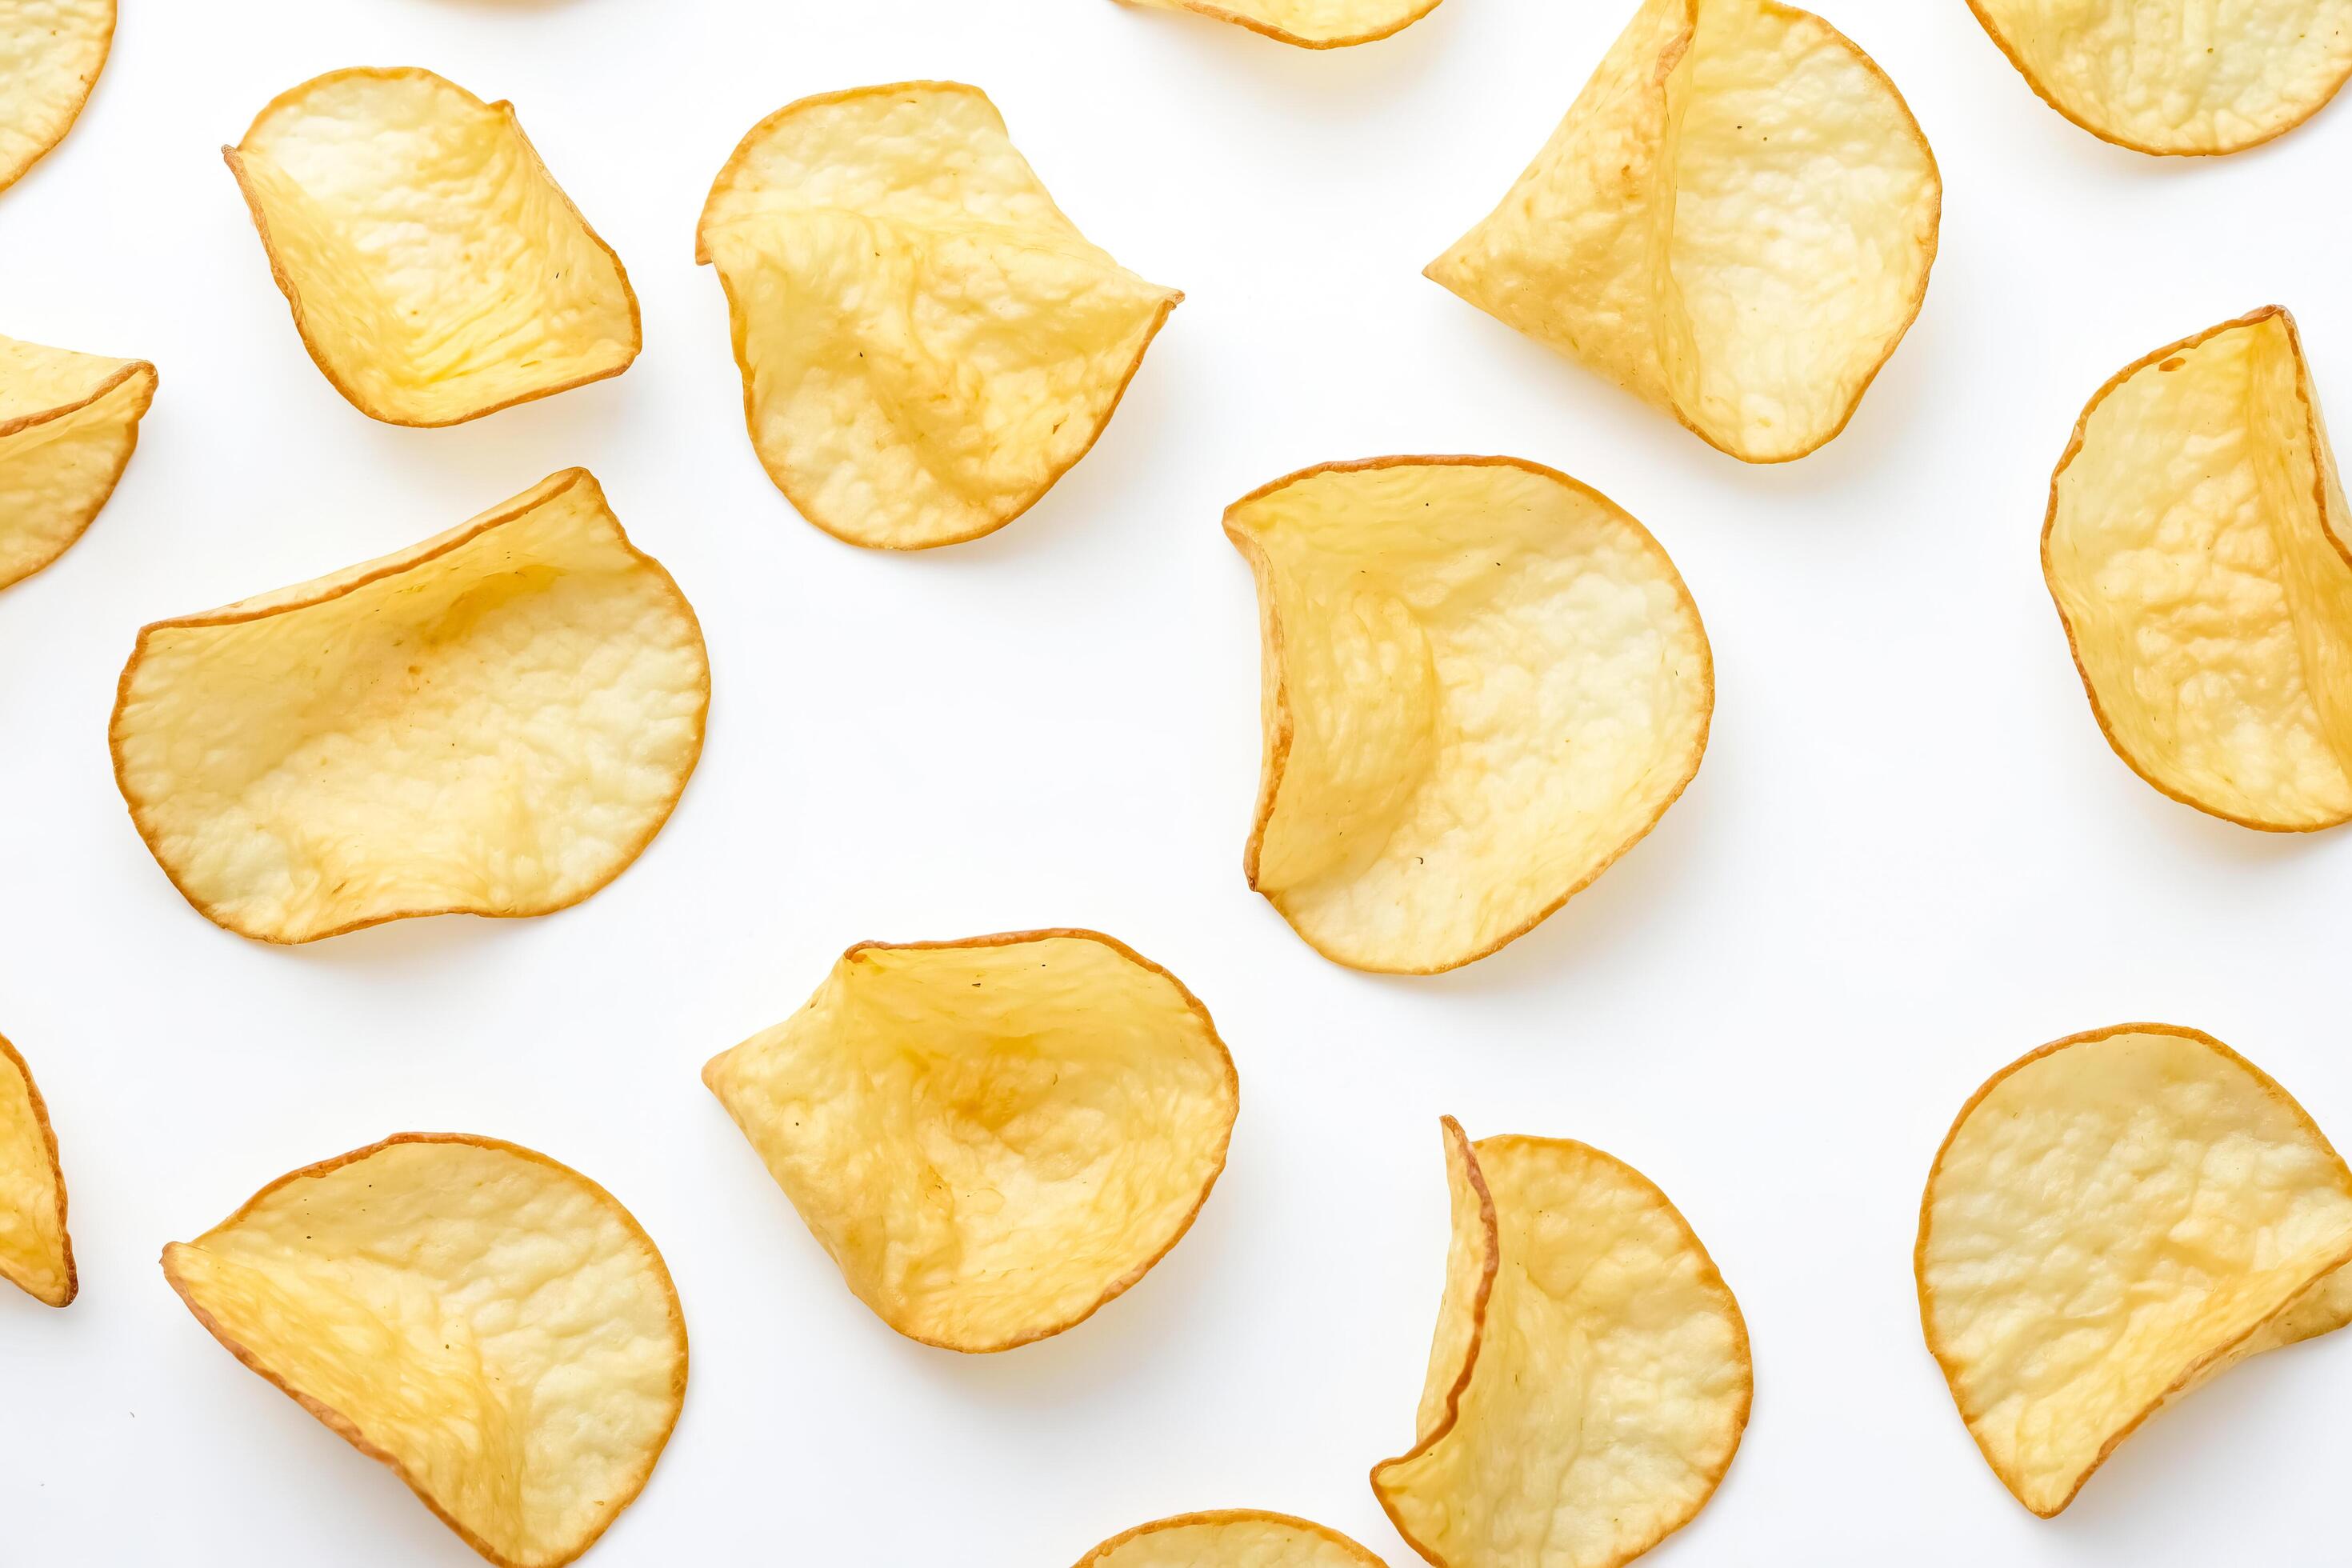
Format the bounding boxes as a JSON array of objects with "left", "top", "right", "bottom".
[
  {"left": 695, "top": 82, "right": 1182, "bottom": 549},
  {"left": 1916, "top": 1025, "right": 2352, "bottom": 1516},
  {"left": 163, "top": 1135, "right": 686, "bottom": 1568},
  {"left": 1076, "top": 1510, "right": 1388, "bottom": 1566},
  {"left": 0, "top": 0, "right": 112, "bottom": 194},
  {"left": 1227, "top": 457, "right": 1710, "bottom": 974},
  {"left": 1427, "top": 0, "right": 1940, "bottom": 462},
  {"left": 702, "top": 930, "right": 1237, "bottom": 1352},
  {"left": 226, "top": 69, "right": 639, "bottom": 426},
  {"left": 1114, "top": 0, "right": 1442, "bottom": 48},
  {"left": 0, "top": 1032, "right": 74, "bottom": 1307},
  {"left": 0, "top": 333, "right": 154, "bottom": 590},
  {"left": 110, "top": 469, "right": 709, "bottom": 944}
]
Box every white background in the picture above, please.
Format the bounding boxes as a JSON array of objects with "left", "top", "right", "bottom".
[{"left": 3, "top": 1, "right": 2350, "bottom": 1563}]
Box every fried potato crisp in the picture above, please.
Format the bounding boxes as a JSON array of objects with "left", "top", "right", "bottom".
[
  {"left": 226, "top": 68, "right": 639, "bottom": 426},
  {"left": 1227, "top": 457, "right": 1710, "bottom": 974},
  {"left": 163, "top": 1135, "right": 686, "bottom": 1568},
  {"left": 702, "top": 930, "right": 1237, "bottom": 1352},
  {"left": 1075, "top": 1510, "right": 1388, "bottom": 1567},
  {"left": 1115, "top": 0, "right": 1442, "bottom": 48},
  {"left": 1427, "top": 0, "right": 1939, "bottom": 463},
  {"left": 2043, "top": 308, "right": 2352, "bottom": 831},
  {"left": 1917, "top": 1025, "right": 2352, "bottom": 1517},
  {"left": 110, "top": 469, "right": 708, "bottom": 944},
  {"left": 0, "top": 0, "right": 112, "bottom": 194},
  {"left": 695, "top": 82, "right": 1182, "bottom": 550},
  {"left": 1374, "top": 1119, "right": 1750, "bottom": 1568},
  {"left": 0, "top": 334, "right": 154, "bottom": 591},
  {"left": 0, "top": 1033, "right": 73, "bottom": 1307}
]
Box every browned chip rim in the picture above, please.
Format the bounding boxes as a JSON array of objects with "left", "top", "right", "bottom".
[
  {"left": 161, "top": 1132, "right": 689, "bottom": 1568},
  {"left": 0, "top": 1032, "right": 76, "bottom": 1308},
  {"left": 0, "top": 0, "right": 114, "bottom": 196},
  {"left": 1072, "top": 1508, "right": 1390, "bottom": 1565},
  {"left": 0, "top": 354, "right": 156, "bottom": 594},
  {"left": 1128, "top": 0, "right": 1445, "bottom": 49}
]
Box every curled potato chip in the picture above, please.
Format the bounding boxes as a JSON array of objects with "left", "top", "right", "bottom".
[
  {"left": 1373, "top": 1119, "right": 1750, "bottom": 1568},
  {"left": 2043, "top": 308, "right": 2352, "bottom": 831},
  {"left": 0, "top": 1033, "right": 73, "bottom": 1307},
  {"left": 0, "top": 334, "right": 154, "bottom": 591},
  {"left": 0, "top": 0, "right": 111, "bottom": 194},
  {"left": 1075, "top": 1510, "right": 1388, "bottom": 1566},
  {"left": 110, "top": 469, "right": 708, "bottom": 944},
  {"left": 702, "top": 930, "right": 1237, "bottom": 1352},
  {"left": 1426, "top": 0, "right": 1939, "bottom": 462},
  {"left": 226, "top": 68, "right": 639, "bottom": 426},
  {"left": 1114, "top": 0, "right": 1442, "bottom": 48},
  {"left": 695, "top": 82, "right": 1182, "bottom": 550},
  {"left": 1227, "top": 457, "right": 1710, "bottom": 974},
  {"left": 1916, "top": 1024, "right": 2352, "bottom": 1517},
  {"left": 163, "top": 1134, "right": 686, "bottom": 1568}
]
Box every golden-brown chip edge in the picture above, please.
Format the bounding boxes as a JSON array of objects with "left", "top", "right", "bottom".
[
  {"left": 0, "top": 0, "right": 116, "bottom": 197},
  {"left": 1117, "top": 0, "right": 1445, "bottom": 49},
  {"left": 0, "top": 1032, "right": 76, "bottom": 1308},
  {"left": 1071, "top": 1508, "right": 1390, "bottom": 1566},
  {"left": 0, "top": 353, "right": 156, "bottom": 593}
]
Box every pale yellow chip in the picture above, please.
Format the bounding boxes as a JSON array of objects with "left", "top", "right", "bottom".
[
  {"left": 163, "top": 1134, "right": 686, "bottom": 1568},
  {"left": 0, "top": 0, "right": 112, "bottom": 194},
  {"left": 1113, "top": 0, "right": 1442, "bottom": 48},
  {"left": 0, "top": 333, "right": 154, "bottom": 591},
  {"left": 1227, "top": 457, "right": 1710, "bottom": 974},
  {"left": 695, "top": 82, "right": 1182, "bottom": 550},
  {"left": 0, "top": 1032, "right": 74, "bottom": 1308},
  {"left": 702, "top": 930, "right": 1238, "bottom": 1352},
  {"left": 1074, "top": 1510, "right": 1388, "bottom": 1567},
  {"left": 1373, "top": 1119, "right": 1750, "bottom": 1568},
  {"left": 110, "top": 469, "right": 709, "bottom": 944},
  {"left": 2043, "top": 307, "right": 2352, "bottom": 831},
  {"left": 1427, "top": 0, "right": 1940, "bottom": 463},
  {"left": 1916, "top": 1024, "right": 2352, "bottom": 1517},
  {"left": 226, "top": 68, "right": 640, "bottom": 426}
]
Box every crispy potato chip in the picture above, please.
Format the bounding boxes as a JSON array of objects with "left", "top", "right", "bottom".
[
  {"left": 0, "top": 333, "right": 154, "bottom": 591},
  {"left": 0, "top": 0, "right": 111, "bottom": 194},
  {"left": 1227, "top": 457, "right": 1710, "bottom": 974},
  {"left": 1114, "top": 0, "right": 1442, "bottom": 48},
  {"left": 163, "top": 1134, "right": 686, "bottom": 1568},
  {"left": 110, "top": 468, "right": 708, "bottom": 944},
  {"left": 1426, "top": 0, "right": 1940, "bottom": 463},
  {"left": 1374, "top": 1119, "right": 1750, "bottom": 1568},
  {"left": 0, "top": 1033, "right": 74, "bottom": 1307},
  {"left": 2042, "top": 308, "right": 2352, "bottom": 831},
  {"left": 226, "top": 68, "right": 639, "bottom": 426},
  {"left": 695, "top": 82, "right": 1182, "bottom": 550},
  {"left": 702, "top": 930, "right": 1237, "bottom": 1352},
  {"left": 1916, "top": 1024, "right": 2352, "bottom": 1517},
  {"left": 1075, "top": 1510, "right": 1388, "bottom": 1566}
]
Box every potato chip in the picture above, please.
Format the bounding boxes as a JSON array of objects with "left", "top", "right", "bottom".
[
  {"left": 0, "top": 1033, "right": 74, "bottom": 1307},
  {"left": 1075, "top": 1510, "right": 1387, "bottom": 1567},
  {"left": 1114, "top": 0, "right": 1442, "bottom": 48},
  {"left": 695, "top": 82, "right": 1182, "bottom": 550},
  {"left": 702, "top": 930, "right": 1237, "bottom": 1352},
  {"left": 1916, "top": 1024, "right": 2352, "bottom": 1517},
  {"left": 1373, "top": 1119, "right": 1750, "bottom": 1568},
  {"left": 2042, "top": 308, "right": 2352, "bottom": 831},
  {"left": 163, "top": 1134, "right": 686, "bottom": 1568},
  {"left": 110, "top": 469, "right": 708, "bottom": 944},
  {"left": 1426, "top": 0, "right": 1940, "bottom": 463},
  {"left": 226, "top": 68, "right": 639, "bottom": 426},
  {"left": 0, "top": 333, "right": 154, "bottom": 591},
  {"left": 0, "top": 0, "right": 111, "bottom": 194},
  {"left": 1227, "top": 457, "right": 1710, "bottom": 974}
]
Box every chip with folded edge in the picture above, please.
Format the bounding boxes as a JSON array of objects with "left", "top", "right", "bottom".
[
  {"left": 1113, "top": 0, "right": 1442, "bottom": 48},
  {"left": 0, "top": 1032, "right": 74, "bottom": 1308},
  {"left": 0, "top": 0, "right": 113, "bottom": 194},
  {"left": 0, "top": 333, "right": 154, "bottom": 591},
  {"left": 1075, "top": 1510, "right": 1388, "bottom": 1566}
]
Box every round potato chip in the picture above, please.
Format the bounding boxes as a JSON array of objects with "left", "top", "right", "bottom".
[
  {"left": 1075, "top": 1510, "right": 1388, "bottom": 1566},
  {"left": 0, "top": 333, "right": 154, "bottom": 591},
  {"left": 702, "top": 930, "right": 1238, "bottom": 1352},
  {"left": 0, "top": 1032, "right": 73, "bottom": 1308},
  {"left": 1113, "top": 0, "right": 1442, "bottom": 48},
  {"left": 1917, "top": 1024, "right": 2352, "bottom": 1517},
  {"left": 163, "top": 1135, "right": 686, "bottom": 1568},
  {"left": 0, "top": 0, "right": 112, "bottom": 194}
]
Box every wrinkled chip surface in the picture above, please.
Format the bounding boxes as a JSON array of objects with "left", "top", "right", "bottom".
[
  {"left": 1076, "top": 1510, "right": 1388, "bottom": 1566},
  {"left": 163, "top": 1135, "right": 686, "bottom": 1568},
  {"left": 1427, "top": 0, "right": 1939, "bottom": 462},
  {"left": 110, "top": 468, "right": 708, "bottom": 944},
  {"left": 1115, "top": 0, "right": 1442, "bottom": 48},
  {"left": 696, "top": 82, "right": 1181, "bottom": 549},
  {"left": 227, "top": 68, "right": 639, "bottom": 426},
  {"left": 1228, "top": 457, "right": 1710, "bottom": 974},
  {"left": 0, "top": 333, "right": 154, "bottom": 590},
  {"left": 703, "top": 930, "right": 1237, "bottom": 1351},
  {"left": 1374, "top": 1119, "right": 1750, "bottom": 1568},
  {"left": 1917, "top": 1024, "right": 2352, "bottom": 1516},
  {"left": 2043, "top": 308, "right": 2352, "bottom": 830},
  {"left": 0, "top": 1033, "right": 73, "bottom": 1307},
  {"left": 0, "top": 0, "right": 111, "bottom": 194}
]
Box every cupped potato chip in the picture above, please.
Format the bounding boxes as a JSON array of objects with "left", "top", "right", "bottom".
[
  {"left": 1076, "top": 1510, "right": 1388, "bottom": 1566},
  {"left": 1114, "top": 0, "right": 1442, "bottom": 48},
  {"left": 226, "top": 68, "right": 639, "bottom": 426},
  {"left": 0, "top": 1033, "right": 73, "bottom": 1307},
  {"left": 163, "top": 1134, "right": 686, "bottom": 1568},
  {"left": 1917, "top": 1024, "right": 2352, "bottom": 1517},
  {"left": 702, "top": 930, "right": 1237, "bottom": 1352},
  {"left": 2043, "top": 308, "right": 2352, "bottom": 831},
  {"left": 1227, "top": 457, "right": 1710, "bottom": 974},
  {"left": 0, "top": 334, "right": 154, "bottom": 591},
  {"left": 1373, "top": 1119, "right": 1750, "bottom": 1568},
  {"left": 0, "top": 0, "right": 112, "bottom": 194},
  {"left": 110, "top": 469, "right": 708, "bottom": 944},
  {"left": 695, "top": 82, "right": 1182, "bottom": 550},
  {"left": 1427, "top": 0, "right": 1940, "bottom": 463}
]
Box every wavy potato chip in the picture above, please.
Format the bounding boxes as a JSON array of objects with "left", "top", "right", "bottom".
[
  {"left": 163, "top": 1134, "right": 686, "bottom": 1568},
  {"left": 226, "top": 68, "right": 639, "bottom": 426},
  {"left": 0, "top": 0, "right": 111, "bottom": 194},
  {"left": 703, "top": 930, "right": 1237, "bottom": 1352},
  {"left": 0, "top": 334, "right": 154, "bottom": 591},
  {"left": 0, "top": 1033, "right": 73, "bottom": 1307},
  {"left": 110, "top": 469, "right": 708, "bottom": 944},
  {"left": 1374, "top": 1119, "right": 1750, "bottom": 1568},
  {"left": 1075, "top": 1510, "right": 1388, "bottom": 1567},
  {"left": 696, "top": 82, "right": 1182, "bottom": 550},
  {"left": 1114, "top": 0, "right": 1442, "bottom": 48},
  {"left": 1917, "top": 1025, "right": 2352, "bottom": 1517},
  {"left": 1427, "top": 0, "right": 1939, "bottom": 462}
]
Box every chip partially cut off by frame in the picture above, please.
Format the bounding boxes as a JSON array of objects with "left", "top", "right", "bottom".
[
  {"left": 1228, "top": 457, "right": 1710, "bottom": 974},
  {"left": 1427, "top": 0, "right": 1939, "bottom": 462},
  {"left": 696, "top": 82, "right": 1182, "bottom": 549},
  {"left": 1114, "top": 0, "right": 1442, "bottom": 48},
  {"left": 110, "top": 469, "right": 708, "bottom": 944},
  {"left": 1373, "top": 1119, "right": 1750, "bottom": 1568},
  {"left": 226, "top": 68, "right": 639, "bottom": 426},
  {"left": 0, "top": 1033, "right": 74, "bottom": 1307},
  {"left": 1075, "top": 1510, "right": 1388, "bottom": 1567},
  {"left": 1917, "top": 1025, "right": 2352, "bottom": 1517},
  {"left": 0, "top": 0, "right": 112, "bottom": 194},
  {"left": 164, "top": 1135, "right": 686, "bottom": 1568},
  {"left": 703, "top": 930, "right": 1237, "bottom": 1352},
  {"left": 0, "top": 334, "right": 154, "bottom": 591}
]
